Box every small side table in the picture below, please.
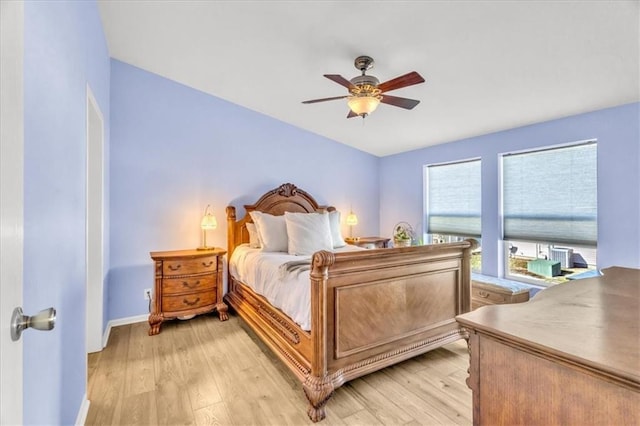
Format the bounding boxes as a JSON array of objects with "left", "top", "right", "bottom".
[
  {"left": 345, "top": 237, "right": 390, "bottom": 249},
  {"left": 148, "top": 248, "right": 227, "bottom": 336}
]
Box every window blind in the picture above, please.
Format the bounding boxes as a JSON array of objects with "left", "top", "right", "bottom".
[
  {"left": 426, "top": 159, "right": 481, "bottom": 237},
  {"left": 502, "top": 141, "right": 597, "bottom": 246}
]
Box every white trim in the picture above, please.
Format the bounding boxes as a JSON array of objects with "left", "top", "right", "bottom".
[
  {"left": 74, "top": 394, "right": 90, "bottom": 426},
  {"left": 86, "top": 84, "right": 105, "bottom": 354},
  {"left": 499, "top": 138, "right": 597, "bottom": 158},
  {"left": 102, "top": 315, "right": 148, "bottom": 348},
  {"left": 0, "top": 1, "right": 24, "bottom": 424},
  {"left": 422, "top": 155, "right": 482, "bottom": 169}
]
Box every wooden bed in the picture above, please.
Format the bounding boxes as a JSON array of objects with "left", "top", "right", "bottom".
[{"left": 225, "top": 183, "right": 477, "bottom": 422}]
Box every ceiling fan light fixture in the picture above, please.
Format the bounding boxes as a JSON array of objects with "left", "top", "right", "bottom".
[
  {"left": 302, "top": 56, "right": 425, "bottom": 119},
  {"left": 347, "top": 95, "right": 381, "bottom": 116}
]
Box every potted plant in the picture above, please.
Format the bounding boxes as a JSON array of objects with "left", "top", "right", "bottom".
[{"left": 393, "top": 223, "right": 413, "bottom": 247}]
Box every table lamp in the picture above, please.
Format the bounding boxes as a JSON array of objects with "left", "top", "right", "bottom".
[
  {"left": 345, "top": 209, "right": 358, "bottom": 239},
  {"left": 198, "top": 204, "right": 217, "bottom": 250}
]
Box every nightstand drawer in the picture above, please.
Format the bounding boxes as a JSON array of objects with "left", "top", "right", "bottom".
[
  {"left": 472, "top": 286, "right": 509, "bottom": 305},
  {"left": 472, "top": 279, "right": 530, "bottom": 309},
  {"left": 163, "top": 256, "right": 217, "bottom": 276},
  {"left": 162, "top": 291, "right": 216, "bottom": 312},
  {"left": 163, "top": 275, "right": 216, "bottom": 295}
]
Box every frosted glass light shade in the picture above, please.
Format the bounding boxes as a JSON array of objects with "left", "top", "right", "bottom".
[{"left": 347, "top": 96, "right": 380, "bottom": 116}]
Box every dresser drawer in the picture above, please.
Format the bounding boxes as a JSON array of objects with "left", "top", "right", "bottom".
[
  {"left": 163, "top": 256, "right": 217, "bottom": 276},
  {"left": 163, "top": 275, "right": 216, "bottom": 295},
  {"left": 162, "top": 291, "right": 216, "bottom": 313}
]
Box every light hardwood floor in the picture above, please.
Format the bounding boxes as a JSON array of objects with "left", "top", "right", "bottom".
[{"left": 87, "top": 313, "right": 472, "bottom": 425}]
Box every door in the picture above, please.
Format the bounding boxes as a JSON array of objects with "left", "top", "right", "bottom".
[{"left": 0, "top": 0, "right": 24, "bottom": 424}]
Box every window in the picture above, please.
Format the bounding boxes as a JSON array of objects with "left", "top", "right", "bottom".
[
  {"left": 501, "top": 141, "right": 597, "bottom": 285},
  {"left": 425, "top": 158, "right": 481, "bottom": 271}
]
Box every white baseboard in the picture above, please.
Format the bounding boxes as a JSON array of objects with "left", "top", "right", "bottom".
[
  {"left": 75, "top": 394, "right": 90, "bottom": 426},
  {"left": 101, "top": 314, "right": 148, "bottom": 348}
]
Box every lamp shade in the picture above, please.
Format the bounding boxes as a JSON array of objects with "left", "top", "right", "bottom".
[
  {"left": 201, "top": 212, "right": 217, "bottom": 230},
  {"left": 198, "top": 205, "right": 217, "bottom": 250},
  {"left": 347, "top": 96, "right": 381, "bottom": 116},
  {"left": 345, "top": 212, "right": 358, "bottom": 226}
]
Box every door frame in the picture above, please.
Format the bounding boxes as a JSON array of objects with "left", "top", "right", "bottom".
[
  {"left": 86, "top": 85, "right": 105, "bottom": 354},
  {"left": 0, "top": 0, "right": 25, "bottom": 423}
]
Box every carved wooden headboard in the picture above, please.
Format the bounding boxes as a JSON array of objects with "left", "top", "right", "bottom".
[{"left": 226, "top": 183, "right": 333, "bottom": 258}]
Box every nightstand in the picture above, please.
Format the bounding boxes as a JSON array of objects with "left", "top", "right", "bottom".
[
  {"left": 148, "top": 248, "right": 227, "bottom": 335},
  {"left": 345, "top": 237, "right": 390, "bottom": 249},
  {"left": 471, "top": 279, "right": 530, "bottom": 309}
]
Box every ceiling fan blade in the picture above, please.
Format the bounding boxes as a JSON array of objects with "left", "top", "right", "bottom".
[
  {"left": 302, "top": 95, "right": 348, "bottom": 104},
  {"left": 347, "top": 110, "right": 358, "bottom": 119},
  {"left": 380, "top": 94, "right": 421, "bottom": 110},
  {"left": 324, "top": 74, "right": 356, "bottom": 90},
  {"left": 378, "top": 71, "right": 425, "bottom": 93}
]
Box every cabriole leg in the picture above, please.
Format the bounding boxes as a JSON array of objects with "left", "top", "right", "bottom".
[{"left": 302, "top": 375, "right": 335, "bottom": 422}]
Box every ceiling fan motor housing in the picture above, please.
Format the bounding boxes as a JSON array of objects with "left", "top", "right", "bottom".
[
  {"left": 350, "top": 75, "right": 380, "bottom": 88},
  {"left": 351, "top": 56, "right": 381, "bottom": 97}
]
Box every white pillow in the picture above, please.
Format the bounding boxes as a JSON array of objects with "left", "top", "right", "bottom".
[
  {"left": 328, "top": 210, "right": 346, "bottom": 248},
  {"left": 246, "top": 222, "right": 261, "bottom": 248},
  {"left": 284, "top": 212, "right": 333, "bottom": 256},
  {"left": 249, "top": 211, "right": 288, "bottom": 252}
]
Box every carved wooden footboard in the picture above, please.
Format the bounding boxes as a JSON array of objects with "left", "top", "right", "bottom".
[{"left": 225, "top": 183, "right": 476, "bottom": 422}]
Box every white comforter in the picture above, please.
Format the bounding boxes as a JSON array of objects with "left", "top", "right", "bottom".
[{"left": 229, "top": 244, "right": 363, "bottom": 331}]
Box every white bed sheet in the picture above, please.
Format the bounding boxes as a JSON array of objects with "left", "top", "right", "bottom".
[{"left": 229, "top": 244, "right": 363, "bottom": 331}]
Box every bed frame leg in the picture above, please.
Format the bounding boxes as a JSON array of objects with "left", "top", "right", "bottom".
[
  {"left": 302, "top": 375, "right": 335, "bottom": 422},
  {"left": 216, "top": 302, "right": 229, "bottom": 321}
]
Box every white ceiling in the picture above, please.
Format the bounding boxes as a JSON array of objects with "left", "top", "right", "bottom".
[{"left": 98, "top": 1, "right": 639, "bottom": 157}]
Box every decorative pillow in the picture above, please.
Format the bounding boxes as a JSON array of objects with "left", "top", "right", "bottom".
[
  {"left": 328, "top": 210, "right": 346, "bottom": 248},
  {"left": 246, "top": 222, "right": 261, "bottom": 248},
  {"left": 249, "top": 211, "right": 288, "bottom": 252},
  {"left": 284, "top": 212, "right": 333, "bottom": 256}
]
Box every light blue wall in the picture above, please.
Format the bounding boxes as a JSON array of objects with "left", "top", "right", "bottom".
[
  {"left": 380, "top": 103, "right": 640, "bottom": 276},
  {"left": 23, "top": 1, "right": 110, "bottom": 424},
  {"left": 108, "top": 60, "right": 379, "bottom": 321},
  {"left": 19, "top": 3, "right": 639, "bottom": 421}
]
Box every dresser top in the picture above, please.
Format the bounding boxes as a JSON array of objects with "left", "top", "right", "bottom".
[
  {"left": 150, "top": 248, "right": 226, "bottom": 260},
  {"left": 457, "top": 266, "right": 640, "bottom": 384}
]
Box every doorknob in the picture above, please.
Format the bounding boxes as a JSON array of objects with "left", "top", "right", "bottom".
[{"left": 10, "top": 307, "right": 56, "bottom": 341}]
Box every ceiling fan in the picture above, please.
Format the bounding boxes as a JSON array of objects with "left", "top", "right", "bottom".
[{"left": 302, "top": 55, "right": 425, "bottom": 119}]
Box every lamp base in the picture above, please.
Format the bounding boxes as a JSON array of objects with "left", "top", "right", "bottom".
[{"left": 197, "top": 246, "right": 215, "bottom": 251}]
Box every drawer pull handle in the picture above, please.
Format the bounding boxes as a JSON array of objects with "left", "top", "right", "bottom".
[
  {"left": 168, "top": 264, "right": 181, "bottom": 271},
  {"left": 478, "top": 291, "right": 490, "bottom": 298},
  {"left": 202, "top": 261, "right": 214, "bottom": 268},
  {"left": 183, "top": 297, "right": 200, "bottom": 306},
  {"left": 182, "top": 280, "right": 200, "bottom": 289}
]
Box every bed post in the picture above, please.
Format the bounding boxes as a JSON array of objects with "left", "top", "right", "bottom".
[
  {"left": 461, "top": 238, "right": 478, "bottom": 314},
  {"left": 304, "top": 250, "right": 336, "bottom": 422},
  {"left": 226, "top": 206, "right": 236, "bottom": 258}
]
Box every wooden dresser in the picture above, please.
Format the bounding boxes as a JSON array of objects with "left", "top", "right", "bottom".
[
  {"left": 457, "top": 267, "right": 640, "bottom": 425},
  {"left": 148, "top": 248, "right": 227, "bottom": 335}
]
